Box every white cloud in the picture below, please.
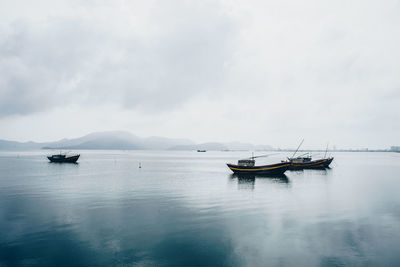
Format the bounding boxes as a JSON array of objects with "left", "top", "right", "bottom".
[
  {"left": 0, "top": 0, "right": 237, "bottom": 115},
  {"left": 0, "top": 0, "right": 399, "bottom": 148}
]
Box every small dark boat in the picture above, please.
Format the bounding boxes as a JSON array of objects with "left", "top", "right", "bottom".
[
  {"left": 288, "top": 157, "right": 333, "bottom": 170},
  {"left": 47, "top": 153, "right": 80, "bottom": 163},
  {"left": 286, "top": 140, "right": 334, "bottom": 170},
  {"left": 197, "top": 150, "right": 206, "bottom": 152},
  {"left": 227, "top": 155, "right": 290, "bottom": 175}
]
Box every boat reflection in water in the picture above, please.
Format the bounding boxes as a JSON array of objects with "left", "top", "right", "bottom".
[
  {"left": 233, "top": 174, "right": 256, "bottom": 190},
  {"left": 231, "top": 173, "right": 289, "bottom": 182},
  {"left": 230, "top": 173, "right": 289, "bottom": 190},
  {"left": 290, "top": 165, "right": 332, "bottom": 173}
]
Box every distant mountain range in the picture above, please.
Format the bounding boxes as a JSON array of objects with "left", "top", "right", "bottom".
[{"left": 0, "top": 131, "right": 273, "bottom": 151}]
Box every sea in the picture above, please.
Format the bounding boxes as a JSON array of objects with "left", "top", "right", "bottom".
[{"left": 1, "top": 150, "right": 400, "bottom": 266}]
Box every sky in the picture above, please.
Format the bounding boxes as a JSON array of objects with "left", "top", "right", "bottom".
[{"left": 0, "top": 0, "right": 399, "bottom": 149}]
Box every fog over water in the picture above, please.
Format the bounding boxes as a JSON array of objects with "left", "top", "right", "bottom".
[{"left": 0, "top": 0, "right": 399, "bottom": 148}]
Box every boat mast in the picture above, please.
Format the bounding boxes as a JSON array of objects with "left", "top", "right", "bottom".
[
  {"left": 291, "top": 139, "right": 304, "bottom": 158},
  {"left": 324, "top": 142, "right": 329, "bottom": 158}
]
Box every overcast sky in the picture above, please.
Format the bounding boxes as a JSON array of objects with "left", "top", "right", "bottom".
[{"left": 0, "top": 0, "right": 399, "bottom": 149}]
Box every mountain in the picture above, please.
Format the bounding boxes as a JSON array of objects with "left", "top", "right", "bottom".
[
  {"left": 0, "top": 131, "right": 273, "bottom": 151},
  {"left": 43, "top": 131, "right": 143, "bottom": 149},
  {"left": 42, "top": 131, "right": 195, "bottom": 150},
  {"left": 0, "top": 140, "right": 44, "bottom": 150}
]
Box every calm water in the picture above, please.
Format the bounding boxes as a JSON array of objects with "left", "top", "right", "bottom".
[{"left": 1, "top": 151, "right": 400, "bottom": 266}]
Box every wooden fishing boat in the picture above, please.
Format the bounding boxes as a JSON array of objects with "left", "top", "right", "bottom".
[
  {"left": 288, "top": 157, "right": 333, "bottom": 170},
  {"left": 227, "top": 156, "right": 290, "bottom": 175},
  {"left": 47, "top": 153, "right": 80, "bottom": 163},
  {"left": 286, "top": 140, "right": 334, "bottom": 170}
]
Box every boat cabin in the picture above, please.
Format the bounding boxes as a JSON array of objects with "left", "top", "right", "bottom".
[
  {"left": 289, "top": 156, "right": 312, "bottom": 163},
  {"left": 237, "top": 159, "right": 255, "bottom": 167},
  {"left": 51, "top": 154, "right": 66, "bottom": 159}
]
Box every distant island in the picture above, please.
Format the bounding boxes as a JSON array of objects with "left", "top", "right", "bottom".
[
  {"left": 0, "top": 131, "right": 273, "bottom": 151},
  {"left": 0, "top": 131, "right": 397, "bottom": 152},
  {"left": 390, "top": 146, "right": 400, "bottom": 152}
]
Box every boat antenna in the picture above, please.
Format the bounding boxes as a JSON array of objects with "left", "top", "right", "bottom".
[
  {"left": 324, "top": 142, "right": 329, "bottom": 158},
  {"left": 291, "top": 139, "right": 304, "bottom": 158},
  {"left": 249, "top": 153, "right": 279, "bottom": 160},
  {"left": 297, "top": 152, "right": 310, "bottom": 157}
]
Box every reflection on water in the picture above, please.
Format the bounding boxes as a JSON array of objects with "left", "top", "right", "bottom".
[
  {"left": 230, "top": 173, "right": 289, "bottom": 180},
  {"left": 48, "top": 162, "right": 79, "bottom": 165},
  {"left": 229, "top": 173, "right": 290, "bottom": 190},
  {"left": 236, "top": 176, "right": 255, "bottom": 190},
  {"left": 288, "top": 168, "right": 331, "bottom": 175},
  {"left": 1, "top": 151, "right": 400, "bottom": 266}
]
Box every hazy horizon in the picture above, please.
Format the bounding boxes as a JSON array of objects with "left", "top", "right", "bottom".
[
  {"left": 0, "top": 129, "right": 394, "bottom": 151},
  {"left": 1, "top": 0, "right": 399, "bottom": 149}
]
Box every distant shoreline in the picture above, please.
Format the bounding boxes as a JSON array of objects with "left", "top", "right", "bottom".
[
  {"left": 0, "top": 131, "right": 398, "bottom": 152},
  {"left": 0, "top": 148, "right": 398, "bottom": 153}
]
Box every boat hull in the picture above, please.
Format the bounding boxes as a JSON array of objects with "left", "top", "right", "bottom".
[
  {"left": 227, "top": 162, "right": 290, "bottom": 175},
  {"left": 48, "top": 155, "right": 80, "bottom": 163},
  {"left": 289, "top": 157, "right": 333, "bottom": 170}
]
